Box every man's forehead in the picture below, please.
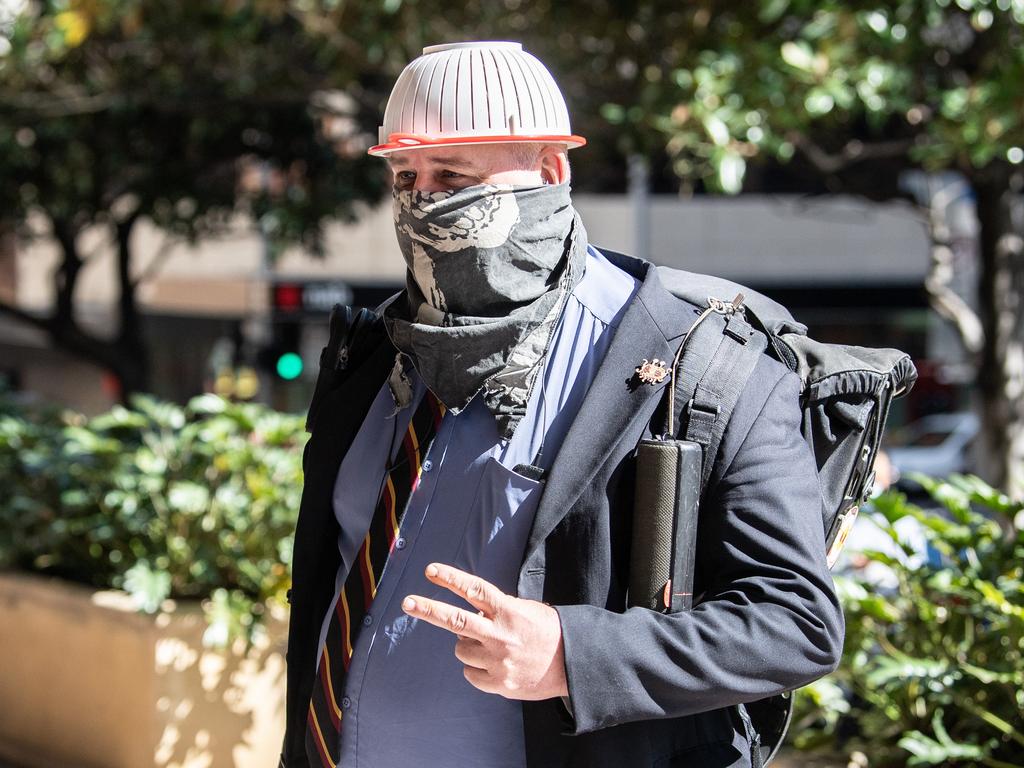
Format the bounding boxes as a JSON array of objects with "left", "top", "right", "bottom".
[
  {"left": 387, "top": 144, "right": 525, "bottom": 168},
  {"left": 388, "top": 151, "right": 481, "bottom": 168}
]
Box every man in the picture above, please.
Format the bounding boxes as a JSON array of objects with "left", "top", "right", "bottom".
[{"left": 281, "top": 41, "right": 843, "bottom": 768}]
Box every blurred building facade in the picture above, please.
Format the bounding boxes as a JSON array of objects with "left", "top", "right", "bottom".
[{"left": 1, "top": 192, "right": 944, "bottom": 422}]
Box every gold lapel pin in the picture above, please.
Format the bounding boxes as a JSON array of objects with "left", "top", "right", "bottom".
[{"left": 635, "top": 358, "right": 669, "bottom": 385}]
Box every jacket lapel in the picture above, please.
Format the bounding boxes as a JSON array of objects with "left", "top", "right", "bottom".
[{"left": 523, "top": 253, "right": 695, "bottom": 560}]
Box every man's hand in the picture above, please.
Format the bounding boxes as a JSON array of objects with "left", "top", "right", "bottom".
[{"left": 401, "top": 562, "right": 569, "bottom": 701}]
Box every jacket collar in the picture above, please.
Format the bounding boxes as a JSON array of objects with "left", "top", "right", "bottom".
[{"left": 598, "top": 248, "right": 693, "bottom": 342}]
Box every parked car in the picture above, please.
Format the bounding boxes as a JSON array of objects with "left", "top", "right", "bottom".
[{"left": 886, "top": 411, "right": 979, "bottom": 487}]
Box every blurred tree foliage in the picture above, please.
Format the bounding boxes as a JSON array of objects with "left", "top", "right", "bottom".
[
  {"left": 2, "top": 0, "right": 1023, "bottom": 492},
  {"left": 0, "top": 390, "right": 306, "bottom": 644},
  {"left": 0, "top": 0, "right": 386, "bottom": 396},
  {"left": 583, "top": 0, "right": 1024, "bottom": 493},
  {"left": 793, "top": 475, "right": 1024, "bottom": 767}
]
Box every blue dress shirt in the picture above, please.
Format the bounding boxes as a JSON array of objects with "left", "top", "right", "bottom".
[{"left": 320, "top": 246, "right": 639, "bottom": 767}]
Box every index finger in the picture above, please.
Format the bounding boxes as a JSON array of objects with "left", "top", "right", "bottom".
[
  {"left": 401, "top": 595, "right": 494, "bottom": 641},
  {"left": 425, "top": 563, "right": 505, "bottom": 617}
]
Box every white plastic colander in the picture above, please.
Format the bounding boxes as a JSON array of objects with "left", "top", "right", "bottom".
[{"left": 368, "top": 41, "right": 586, "bottom": 156}]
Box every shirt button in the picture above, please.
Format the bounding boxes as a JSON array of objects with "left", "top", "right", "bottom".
[
  {"left": 341, "top": 697, "right": 352, "bottom": 710},
  {"left": 362, "top": 614, "right": 373, "bottom": 627},
  {"left": 395, "top": 537, "right": 407, "bottom": 550},
  {"left": 421, "top": 459, "right": 433, "bottom": 472}
]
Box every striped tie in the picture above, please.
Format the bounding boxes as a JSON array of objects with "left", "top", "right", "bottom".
[{"left": 306, "top": 389, "right": 445, "bottom": 767}]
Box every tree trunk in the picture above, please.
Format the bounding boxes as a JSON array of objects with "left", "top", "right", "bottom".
[
  {"left": 51, "top": 218, "right": 84, "bottom": 326},
  {"left": 0, "top": 224, "right": 16, "bottom": 305},
  {"left": 0, "top": 214, "right": 152, "bottom": 402},
  {"left": 114, "top": 213, "right": 149, "bottom": 400},
  {"left": 974, "top": 168, "right": 1024, "bottom": 499}
]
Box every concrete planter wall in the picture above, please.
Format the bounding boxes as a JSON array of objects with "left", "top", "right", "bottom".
[{"left": 0, "top": 572, "right": 287, "bottom": 768}]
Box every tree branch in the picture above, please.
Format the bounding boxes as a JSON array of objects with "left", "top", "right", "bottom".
[
  {"left": 0, "top": 298, "right": 119, "bottom": 370},
  {"left": 131, "top": 232, "right": 182, "bottom": 288},
  {"left": 924, "top": 258, "right": 985, "bottom": 353},
  {"left": 0, "top": 300, "right": 54, "bottom": 335},
  {"left": 1, "top": 90, "right": 314, "bottom": 121},
  {"left": 0, "top": 91, "right": 117, "bottom": 118},
  {"left": 919, "top": 179, "right": 985, "bottom": 355},
  {"left": 787, "top": 132, "right": 916, "bottom": 175}
]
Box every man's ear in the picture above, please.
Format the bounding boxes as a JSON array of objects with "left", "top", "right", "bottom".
[{"left": 539, "top": 146, "right": 570, "bottom": 185}]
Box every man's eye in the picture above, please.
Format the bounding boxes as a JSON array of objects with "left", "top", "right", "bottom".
[{"left": 441, "top": 170, "right": 476, "bottom": 189}]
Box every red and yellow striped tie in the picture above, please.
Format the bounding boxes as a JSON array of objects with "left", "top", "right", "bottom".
[{"left": 306, "top": 389, "right": 445, "bottom": 767}]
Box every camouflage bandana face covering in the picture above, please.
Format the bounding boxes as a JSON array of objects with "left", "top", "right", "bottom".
[{"left": 382, "top": 181, "right": 588, "bottom": 439}]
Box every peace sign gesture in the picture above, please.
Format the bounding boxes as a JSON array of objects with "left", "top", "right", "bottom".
[{"left": 401, "top": 563, "right": 569, "bottom": 701}]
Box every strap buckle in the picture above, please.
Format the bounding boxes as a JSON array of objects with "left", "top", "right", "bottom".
[
  {"left": 707, "top": 293, "right": 746, "bottom": 316},
  {"left": 688, "top": 397, "right": 720, "bottom": 419},
  {"left": 684, "top": 397, "right": 720, "bottom": 444}
]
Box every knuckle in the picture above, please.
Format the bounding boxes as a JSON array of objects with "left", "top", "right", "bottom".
[
  {"left": 493, "top": 630, "right": 514, "bottom": 649},
  {"left": 448, "top": 611, "right": 467, "bottom": 632}
]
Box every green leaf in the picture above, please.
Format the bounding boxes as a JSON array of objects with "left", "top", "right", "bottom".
[
  {"left": 899, "top": 729, "right": 985, "bottom": 766},
  {"left": 857, "top": 594, "right": 902, "bottom": 622},
  {"left": 123, "top": 561, "right": 171, "bottom": 614},
  {"left": 900, "top": 710, "right": 991, "bottom": 766},
  {"left": 186, "top": 393, "right": 229, "bottom": 416},
  {"left": 780, "top": 40, "right": 815, "bottom": 72},
  {"left": 960, "top": 662, "right": 1024, "bottom": 686},
  {"left": 167, "top": 482, "right": 210, "bottom": 515},
  {"left": 857, "top": 548, "right": 902, "bottom": 568},
  {"left": 869, "top": 491, "right": 916, "bottom": 525},
  {"left": 702, "top": 114, "right": 730, "bottom": 147},
  {"left": 865, "top": 655, "right": 954, "bottom": 688},
  {"left": 716, "top": 152, "right": 746, "bottom": 193},
  {"left": 976, "top": 579, "right": 1024, "bottom": 620},
  {"left": 800, "top": 676, "right": 851, "bottom": 714},
  {"left": 89, "top": 406, "right": 149, "bottom": 432},
  {"left": 758, "top": 0, "right": 790, "bottom": 24},
  {"left": 202, "top": 587, "right": 257, "bottom": 648},
  {"left": 804, "top": 87, "right": 835, "bottom": 115}
]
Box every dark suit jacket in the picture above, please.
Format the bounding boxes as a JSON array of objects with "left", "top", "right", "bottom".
[{"left": 279, "top": 251, "right": 844, "bottom": 768}]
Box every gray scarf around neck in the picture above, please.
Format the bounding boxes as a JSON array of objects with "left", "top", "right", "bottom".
[{"left": 382, "top": 181, "right": 588, "bottom": 439}]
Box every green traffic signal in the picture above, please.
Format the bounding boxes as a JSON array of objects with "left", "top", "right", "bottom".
[{"left": 276, "top": 352, "right": 303, "bottom": 380}]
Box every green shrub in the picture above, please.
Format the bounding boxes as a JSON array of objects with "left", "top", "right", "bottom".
[
  {"left": 0, "top": 392, "right": 307, "bottom": 645},
  {"left": 792, "top": 475, "right": 1024, "bottom": 768}
]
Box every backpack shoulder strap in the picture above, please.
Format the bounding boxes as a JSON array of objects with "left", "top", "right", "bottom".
[
  {"left": 667, "top": 300, "right": 768, "bottom": 489},
  {"left": 305, "top": 304, "right": 386, "bottom": 432}
]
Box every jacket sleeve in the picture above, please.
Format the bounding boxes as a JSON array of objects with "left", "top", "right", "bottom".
[{"left": 554, "top": 366, "right": 845, "bottom": 734}]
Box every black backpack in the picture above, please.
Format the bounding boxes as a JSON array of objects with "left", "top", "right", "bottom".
[{"left": 626, "top": 258, "right": 918, "bottom": 766}]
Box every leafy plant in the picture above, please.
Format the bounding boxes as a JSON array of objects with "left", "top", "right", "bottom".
[
  {"left": 0, "top": 392, "right": 307, "bottom": 645},
  {"left": 791, "top": 475, "right": 1024, "bottom": 767}
]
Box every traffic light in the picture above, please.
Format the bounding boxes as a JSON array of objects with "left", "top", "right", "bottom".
[
  {"left": 259, "top": 319, "right": 305, "bottom": 381},
  {"left": 276, "top": 351, "right": 303, "bottom": 380}
]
